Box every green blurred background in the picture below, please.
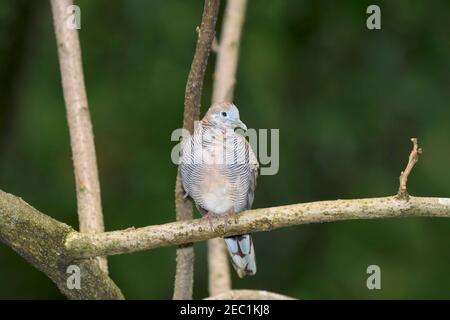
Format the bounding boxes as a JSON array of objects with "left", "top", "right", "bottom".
[{"left": 1, "top": 0, "right": 449, "bottom": 299}]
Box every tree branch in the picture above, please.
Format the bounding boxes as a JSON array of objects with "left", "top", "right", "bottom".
[
  {"left": 212, "top": 0, "right": 247, "bottom": 104},
  {"left": 2, "top": 129, "right": 445, "bottom": 300},
  {"left": 207, "top": 238, "right": 231, "bottom": 295},
  {"left": 66, "top": 195, "right": 450, "bottom": 259},
  {"left": 182, "top": 0, "right": 220, "bottom": 134},
  {"left": 0, "top": 190, "right": 124, "bottom": 300},
  {"left": 174, "top": 174, "right": 195, "bottom": 300},
  {"left": 173, "top": 0, "right": 220, "bottom": 300},
  {"left": 398, "top": 138, "right": 423, "bottom": 199},
  {"left": 51, "top": 0, "right": 107, "bottom": 272},
  {"left": 204, "top": 289, "right": 295, "bottom": 300},
  {"left": 3, "top": 189, "right": 449, "bottom": 299},
  {"left": 208, "top": 0, "right": 248, "bottom": 296}
]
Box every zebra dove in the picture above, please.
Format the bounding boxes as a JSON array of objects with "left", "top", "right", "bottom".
[{"left": 179, "top": 102, "right": 259, "bottom": 277}]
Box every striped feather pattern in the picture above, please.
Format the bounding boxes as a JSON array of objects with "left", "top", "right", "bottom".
[
  {"left": 179, "top": 120, "right": 258, "bottom": 214},
  {"left": 178, "top": 103, "right": 259, "bottom": 278}
]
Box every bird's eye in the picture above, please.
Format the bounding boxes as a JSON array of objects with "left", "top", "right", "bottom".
[{"left": 221, "top": 111, "right": 227, "bottom": 117}]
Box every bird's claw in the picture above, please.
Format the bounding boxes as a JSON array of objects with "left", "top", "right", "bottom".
[
  {"left": 202, "top": 212, "right": 218, "bottom": 231},
  {"left": 201, "top": 211, "right": 239, "bottom": 233}
]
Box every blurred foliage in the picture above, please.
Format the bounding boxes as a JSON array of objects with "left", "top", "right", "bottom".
[{"left": 0, "top": 0, "right": 449, "bottom": 299}]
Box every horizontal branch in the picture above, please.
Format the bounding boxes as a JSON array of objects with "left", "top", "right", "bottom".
[
  {"left": 65, "top": 195, "right": 450, "bottom": 259},
  {"left": 204, "top": 289, "right": 295, "bottom": 300},
  {"left": 2, "top": 187, "right": 450, "bottom": 299}
]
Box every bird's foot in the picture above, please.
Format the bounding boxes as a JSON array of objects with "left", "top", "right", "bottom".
[{"left": 201, "top": 212, "right": 220, "bottom": 231}]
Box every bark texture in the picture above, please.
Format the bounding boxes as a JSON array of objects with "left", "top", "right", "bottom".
[
  {"left": 173, "top": 0, "right": 220, "bottom": 300},
  {"left": 0, "top": 190, "right": 123, "bottom": 300},
  {"left": 66, "top": 196, "right": 450, "bottom": 259},
  {"left": 51, "top": 0, "right": 107, "bottom": 272}
]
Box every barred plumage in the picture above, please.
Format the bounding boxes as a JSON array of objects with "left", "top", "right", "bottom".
[{"left": 179, "top": 102, "right": 258, "bottom": 277}]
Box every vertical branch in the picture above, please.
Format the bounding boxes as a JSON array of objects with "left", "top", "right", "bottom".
[
  {"left": 212, "top": 0, "right": 247, "bottom": 103},
  {"left": 207, "top": 239, "right": 231, "bottom": 294},
  {"left": 173, "top": 174, "right": 195, "bottom": 300},
  {"left": 208, "top": 0, "right": 247, "bottom": 296},
  {"left": 397, "top": 138, "right": 423, "bottom": 199},
  {"left": 173, "top": 0, "right": 220, "bottom": 300},
  {"left": 51, "top": 0, "right": 107, "bottom": 273}
]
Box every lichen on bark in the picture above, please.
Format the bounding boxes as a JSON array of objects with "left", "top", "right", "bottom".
[{"left": 0, "top": 190, "right": 123, "bottom": 300}]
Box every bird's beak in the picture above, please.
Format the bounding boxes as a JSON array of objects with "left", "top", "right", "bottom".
[{"left": 236, "top": 120, "right": 248, "bottom": 131}]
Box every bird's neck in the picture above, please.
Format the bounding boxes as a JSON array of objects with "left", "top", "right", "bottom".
[{"left": 200, "top": 119, "right": 232, "bottom": 135}]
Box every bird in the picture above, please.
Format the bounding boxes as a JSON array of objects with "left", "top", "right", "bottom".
[{"left": 179, "top": 102, "right": 259, "bottom": 278}]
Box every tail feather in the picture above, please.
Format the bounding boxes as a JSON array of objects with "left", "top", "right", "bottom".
[{"left": 224, "top": 234, "right": 256, "bottom": 278}]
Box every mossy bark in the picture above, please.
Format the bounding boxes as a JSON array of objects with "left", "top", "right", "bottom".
[{"left": 0, "top": 190, "right": 123, "bottom": 299}]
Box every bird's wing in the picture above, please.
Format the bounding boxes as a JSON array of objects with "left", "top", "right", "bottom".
[
  {"left": 179, "top": 132, "right": 194, "bottom": 197},
  {"left": 244, "top": 138, "right": 259, "bottom": 210},
  {"left": 228, "top": 133, "right": 259, "bottom": 211}
]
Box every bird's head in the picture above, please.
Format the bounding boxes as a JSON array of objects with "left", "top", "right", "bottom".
[{"left": 204, "top": 102, "right": 247, "bottom": 131}]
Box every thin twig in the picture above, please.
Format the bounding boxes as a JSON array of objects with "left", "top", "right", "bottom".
[
  {"left": 397, "top": 138, "right": 423, "bottom": 199},
  {"left": 173, "top": 0, "right": 220, "bottom": 300},
  {"left": 182, "top": 0, "right": 220, "bottom": 134},
  {"left": 208, "top": 0, "right": 248, "bottom": 295},
  {"left": 50, "top": 0, "right": 107, "bottom": 272}
]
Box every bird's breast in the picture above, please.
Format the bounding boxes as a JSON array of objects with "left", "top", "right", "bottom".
[{"left": 199, "top": 168, "right": 234, "bottom": 214}]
